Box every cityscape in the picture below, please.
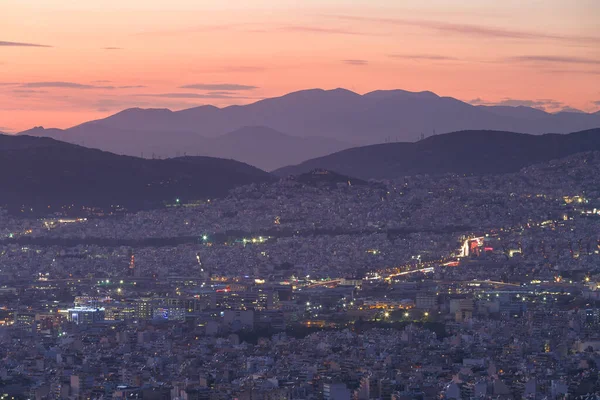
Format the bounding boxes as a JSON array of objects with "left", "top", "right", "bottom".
[
  {"left": 1, "top": 152, "right": 600, "bottom": 399},
  {"left": 2, "top": 1, "right": 600, "bottom": 399}
]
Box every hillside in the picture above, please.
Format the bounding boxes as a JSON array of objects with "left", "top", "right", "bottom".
[
  {"left": 204, "top": 127, "right": 349, "bottom": 171},
  {"left": 517, "top": 151, "right": 600, "bottom": 195},
  {"left": 20, "top": 125, "right": 350, "bottom": 171},
  {"left": 18, "top": 88, "right": 600, "bottom": 169},
  {"left": 0, "top": 134, "right": 274, "bottom": 213},
  {"left": 293, "top": 169, "right": 369, "bottom": 188},
  {"left": 273, "top": 128, "right": 600, "bottom": 179}
]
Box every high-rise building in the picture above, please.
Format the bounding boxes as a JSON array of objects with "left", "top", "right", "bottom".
[
  {"left": 67, "top": 307, "right": 105, "bottom": 325},
  {"left": 153, "top": 307, "right": 186, "bottom": 321},
  {"left": 128, "top": 250, "right": 141, "bottom": 278},
  {"left": 135, "top": 298, "right": 153, "bottom": 320}
]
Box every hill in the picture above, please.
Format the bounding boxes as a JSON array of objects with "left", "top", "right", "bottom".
[
  {"left": 517, "top": 151, "right": 600, "bottom": 195},
  {"left": 20, "top": 125, "right": 350, "bottom": 171},
  {"left": 273, "top": 128, "right": 600, "bottom": 179},
  {"left": 293, "top": 169, "right": 369, "bottom": 188},
  {"left": 0, "top": 134, "right": 274, "bottom": 214},
  {"left": 18, "top": 88, "right": 600, "bottom": 169},
  {"left": 204, "top": 127, "right": 349, "bottom": 171}
]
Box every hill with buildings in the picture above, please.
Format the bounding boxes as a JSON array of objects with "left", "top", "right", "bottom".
[
  {"left": 274, "top": 128, "right": 600, "bottom": 179},
  {"left": 0, "top": 134, "right": 274, "bottom": 214}
]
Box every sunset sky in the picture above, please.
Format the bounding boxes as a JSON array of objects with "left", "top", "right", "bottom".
[{"left": 1, "top": 0, "right": 599, "bottom": 132}]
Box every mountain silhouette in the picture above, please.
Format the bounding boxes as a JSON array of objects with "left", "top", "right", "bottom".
[
  {"left": 0, "top": 134, "right": 274, "bottom": 213},
  {"left": 273, "top": 128, "right": 600, "bottom": 179},
  {"left": 17, "top": 88, "right": 600, "bottom": 169},
  {"left": 21, "top": 125, "right": 350, "bottom": 171},
  {"left": 203, "top": 127, "right": 349, "bottom": 171}
]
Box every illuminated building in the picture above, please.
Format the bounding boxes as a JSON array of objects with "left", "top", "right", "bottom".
[
  {"left": 135, "top": 298, "right": 153, "bottom": 320},
  {"left": 67, "top": 307, "right": 105, "bottom": 325},
  {"left": 460, "top": 237, "right": 485, "bottom": 257},
  {"left": 14, "top": 311, "right": 36, "bottom": 328},
  {"left": 128, "top": 250, "right": 140, "bottom": 278},
  {"left": 104, "top": 305, "right": 136, "bottom": 321},
  {"left": 152, "top": 307, "right": 186, "bottom": 321}
]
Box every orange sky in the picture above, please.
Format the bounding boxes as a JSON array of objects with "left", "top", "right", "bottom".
[{"left": 1, "top": 0, "right": 599, "bottom": 132}]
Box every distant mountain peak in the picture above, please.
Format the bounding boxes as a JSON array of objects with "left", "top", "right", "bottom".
[
  {"left": 119, "top": 107, "right": 173, "bottom": 114},
  {"left": 364, "top": 89, "right": 439, "bottom": 100},
  {"left": 279, "top": 87, "right": 360, "bottom": 98},
  {"left": 175, "top": 104, "right": 220, "bottom": 113},
  {"left": 19, "top": 126, "right": 65, "bottom": 138},
  {"left": 556, "top": 107, "right": 585, "bottom": 114}
]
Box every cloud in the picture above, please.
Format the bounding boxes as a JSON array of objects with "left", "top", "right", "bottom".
[
  {"left": 279, "top": 26, "right": 375, "bottom": 36},
  {"left": 471, "top": 97, "right": 563, "bottom": 110},
  {"left": 204, "top": 91, "right": 240, "bottom": 96},
  {"left": 93, "top": 80, "right": 112, "bottom": 83},
  {"left": 0, "top": 82, "right": 19, "bottom": 86},
  {"left": 12, "top": 89, "right": 48, "bottom": 95},
  {"left": 389, "top": 54, "right": 458, "bottom": 61},
  {"left": 496, "top": 99, "right": 549, "bottom": 108},
  {"left": 558, "top": 107, "right": 584, "bottom": 113},
  {"left": 342, "top": 59, "right": 368, "bottom": 66},
  {"left": 329, "top": 15, "right": 600, "bottom": 45},
  {"left": 468, "top": 98, "right": 487, "bottom": 106},
  {"left": 201, "top": 66, "right": 268, "bottom": 74},
  {"left": 135, "top": 92, "right": 255, "bottom": 99},
  {"left": 544, "top": 69, "right": 600, "bottom": 75},
  {"left": 593, "top": 101, "right": 600, "bottom": 106},
  {"left": 20, "top": 81, "right": 115, "bottom": 89},
  {"left": 0, "top": 40, "right": 52, "bottom": 47},
  {"left": 218, "top": 66, "right": 266, "bottom": 73},
  {"left": 17, "top": 81, "right": 145, "bottom": 90},
  {"left": 179, "top": 83, "right": 258, "bottom": 91},
  {"left": 507, "top": 55, "right": 600, "bottom": 65},
  {"left": 118, "top": 85, "right": 147, "bottom": 89},
  {"left": 102, "top": 47, "right": 123, "bottom": 50},
  {"left": 133, "top": 24, "right": 242, "bottom": 37}
]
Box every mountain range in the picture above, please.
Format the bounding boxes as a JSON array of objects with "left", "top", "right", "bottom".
[
  {"left": 16, "top": 88, "right": 600, "bottom": 170},
  {"left": 274, "top": 128, "right": 600, "bottom": 179},
  {"left": 0, "top": 134, "right": 273, "bottom": 214}
]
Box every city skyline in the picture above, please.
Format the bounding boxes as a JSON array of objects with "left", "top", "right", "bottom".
[
  {"left": 2, "top": 2, "right": 600, "bottom": 397},
  {"left": 1, "top": 0, "right": 600, "bottom": 132}
]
